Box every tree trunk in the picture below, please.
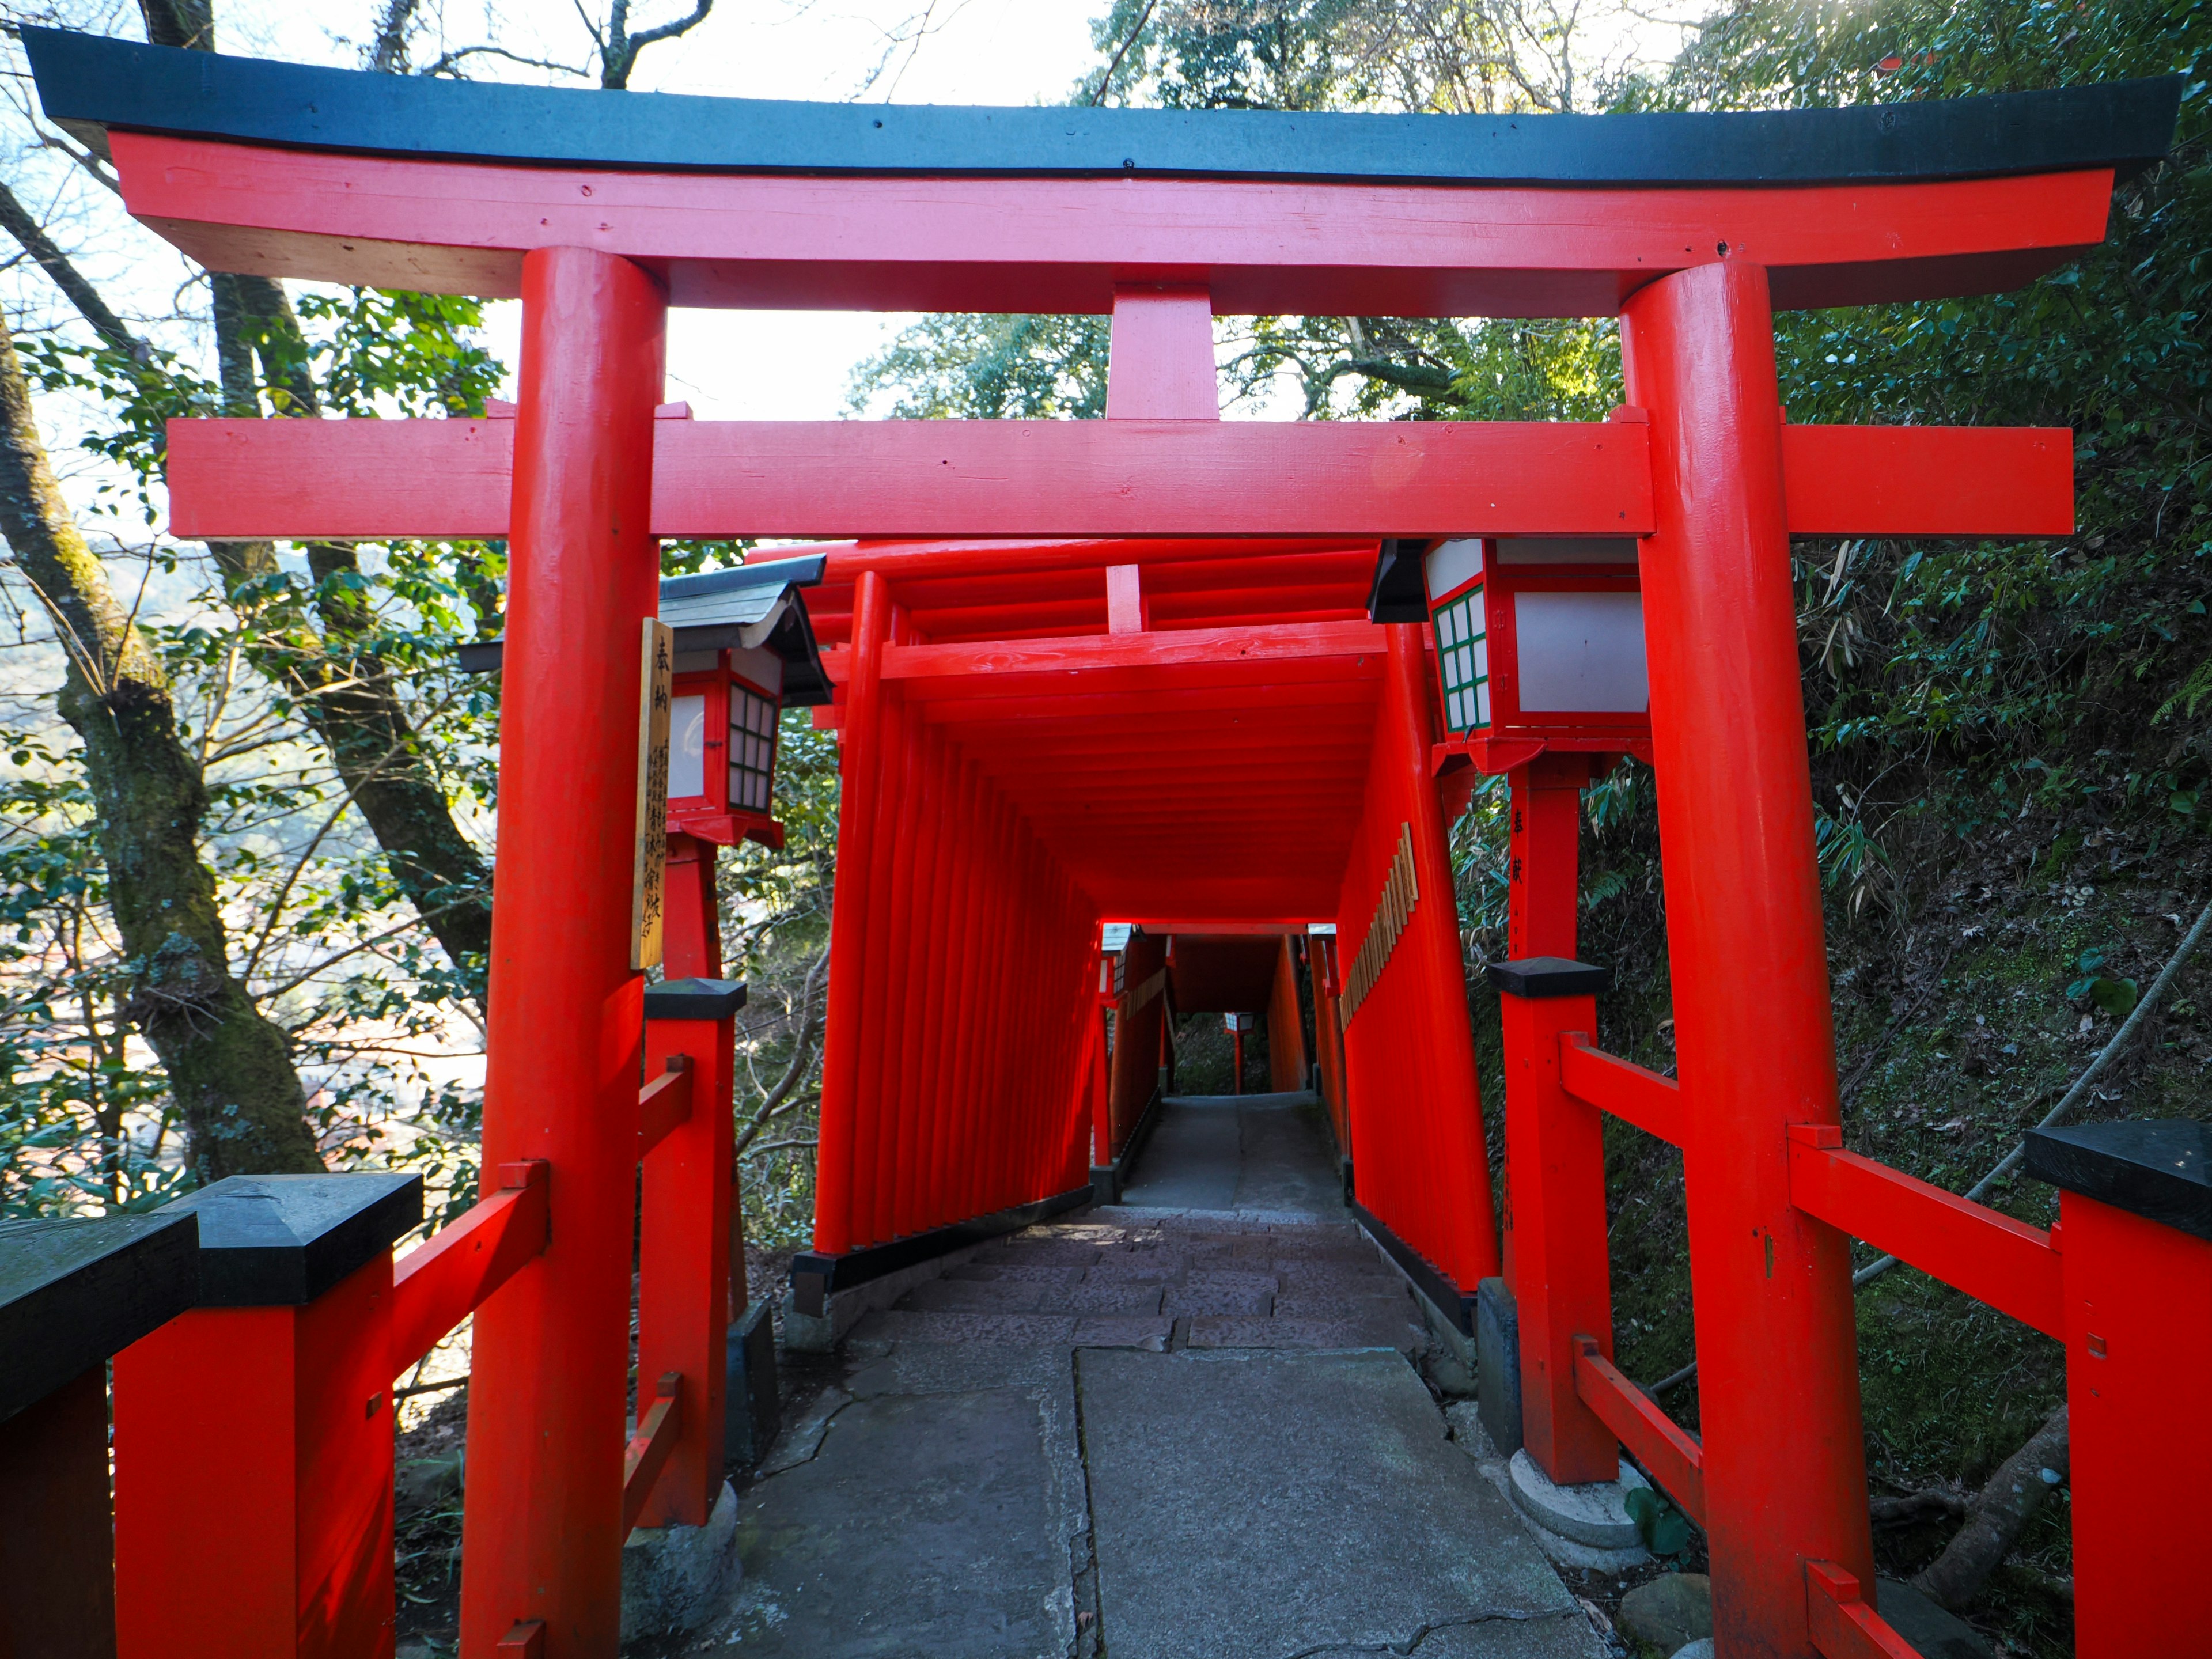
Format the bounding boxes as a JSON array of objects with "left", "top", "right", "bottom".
[
  {"left": 0, "top": 316, "right": 323, "bottom": 1179},
  {"left": 207, "top": 275, "right": 496, "bottom": 979},
  {"left": 1912, "top": 1403, "right": 2070, "bottom": 1611},
  {"left": 164, "top": 3, "right": 497, "bottom": 986}
]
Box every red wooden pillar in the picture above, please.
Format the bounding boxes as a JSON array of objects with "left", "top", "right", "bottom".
[
  {"left": 1493, "top": 962, "right": 1617, "bottom": 1484},
  {"left": 1499, "top": 755, "right": 1587, "bottom": 1303},
  {"left": 1506, "top": 756, "right": 1587, "bottom": 960},
  {"left": 2028, "top": 1123, "right": 2212, "bottom": 1658},
  {"left": 635, "top": 979, "right": 745, "bottom": 1529},
  {"left": 1623, "top": 257, "right": 1873, "bottom": 1651},
  {"left": 1387, "top": 623, "right": 1501, "bottom": 1289},
  {"left": 462, "top": 244, "right": 666, "bottom": 1659},
  {"left": 663, "top": 833, "right": 722, "bottom": 978},
  {"left": 815, "top": 569, "right": 890, "bottom": 1256}
]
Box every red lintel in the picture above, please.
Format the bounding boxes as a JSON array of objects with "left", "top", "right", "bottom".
[
  {"left": 388, "top": 1159, "right": 551, "bottom": 1377},
  {"left": 1785, "top": 1127, "right": 2063, "bottom": 1338},
  {"left": 113, "top": 132, "right": 2114, "bottom": 316}
]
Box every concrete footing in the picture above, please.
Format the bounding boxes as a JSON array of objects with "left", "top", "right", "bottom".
[
  {"left": 621, "top": 1479, "right": 742, "bottom": 1644},
  {"left": 1505, "top": 1449, "right": 1653, "bottom": 1569}
]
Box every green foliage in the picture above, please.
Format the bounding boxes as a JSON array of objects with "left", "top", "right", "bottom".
[
  {"left": 850, "top": 315, "right": 1111, "bottom": 419},
  {"left": 1623, "top": 1483, "right": 1694, "bottom": 1559}
]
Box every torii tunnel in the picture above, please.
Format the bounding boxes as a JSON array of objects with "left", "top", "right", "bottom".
[{"left": 7, "top": 26, "right": 2196, "bottom": 1659}]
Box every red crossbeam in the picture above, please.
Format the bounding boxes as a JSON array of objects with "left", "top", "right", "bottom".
[
  {"left": 882, "top": 620, "right": 1387, "bottom": 683},
  {"left": 1558, "top": 1036, "right": 1685, "bottom": 1145},
  {"left": 165, "top": 417, "right": 1649, "bottom": 540},
  {"left": 114, "top": 131, "right": 2113, "bottom": 315},
  {"left": 1785, "top": 1127, "right": 2063, "bottom": 1337},
  {"left": 1805, "top": 1562, "right": 1921, "bottom": 1659},
  {"left": 1570, "top": 1335, "right": 1707, "bottom": 1526},
  {"left": 637, "top": 1056, "right": 694, "bottom": 1160},
  {"left": 620, "top": 1373, "right": 685, "bottom": 1537},
  {"left": 161, "top": 418, "right": 2070, "bottom": 544},
  {"left": 388, "top": 1160, "right": 551, "bottom": 1376}
]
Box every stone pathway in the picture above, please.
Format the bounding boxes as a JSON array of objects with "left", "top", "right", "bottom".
[{"left": 700, "top": 1094, "right": 1611, "bottom": 1659}]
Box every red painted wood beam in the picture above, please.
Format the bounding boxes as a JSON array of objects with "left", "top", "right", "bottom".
[
  {"left": 914, "top": 680, "right": 1377, "bottom": 726},
  {"left": 635, "top": 1056, "right": 694, "bottom": 1160},
  {"left": 113, "top": 132, "right": 2113, "bottom": 316},
  {"left": 388, "top": 1160, "right": 550, "bottom": 1378},
  {"left": 165, "top": 417, "right": 1650, "bottom": 541},
  {"left": 162, "top": 415, "right": 2072, "bottom": 544},
  {"left": 1805, "top": 1563, "right": 1922, "bottom": 1659},
  {"left": 1571, "top": 1336, "right": 1707, "bottom": 1525},
  {"left": 619, "top": 1374, "right": 684, "bottom": 1537},
  {"left": 791, "top": 536, "right": 1383, "bottom": 587},
  {"left": 884, "top": 621, "right": 1388, "bottom": 680},
  {"left": 1786, "top": 1126, "right": 2063, "bottom": 1338},
  {"left": 1558, "top": 1036, "right": 1686, "bottom": 1146}
]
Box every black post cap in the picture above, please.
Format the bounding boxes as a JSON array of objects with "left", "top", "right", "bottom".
[
  {"left": 0, "top": 1211, "right": 200, "bottom": 1422},
  {"left": 645, "top": 978, "right": 748, "bottom": 1021},
  {"left": 157, "top": 1172, "right": 422, "bottom": 1306},
  {"left": 1485, "top": 957, "right": 1612, "bottom": 999},
  {"left": 2025, "top": 1120, "right": 2212, "bottom": 1243}
]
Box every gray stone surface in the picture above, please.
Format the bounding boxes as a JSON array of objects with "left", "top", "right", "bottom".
[
  {"left": 1672, "top": 1642, "right": 1715, "bottom": 1659},
  {"left": 1079, "top": 1347, "right": 1597, "bottom": 1659},
  {"left": 713, "top": 1384, "right": 1080, "bottom": 1656},
  {"left": 1119, "top": 1093, "right": 1344, "bottom": 1215},
  {"left": 780, "top": 1243, "right": 983, "bottom": 1353},
  {"left": 621, "top": 1479, "right": 742, "bottom": 1645},
  {"left": 1876, "top": 1580, "right": 1996, "bottom": 1659},
  {"left": 1616, "top": 1571, "right": 1711, "bottom": 1653}
]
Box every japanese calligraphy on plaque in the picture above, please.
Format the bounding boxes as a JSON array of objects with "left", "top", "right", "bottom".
[{"left": 631, "top": 619, "right": 675, "bottom": 971}]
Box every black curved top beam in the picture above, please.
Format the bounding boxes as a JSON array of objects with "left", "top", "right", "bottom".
[{"left": 24, "top": 27, "right": 2179, "bottom": 188}]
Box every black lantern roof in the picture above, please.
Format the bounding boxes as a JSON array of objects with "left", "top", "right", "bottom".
[{"left": 458, "top": 555, "right": 831, "bottom": 706}]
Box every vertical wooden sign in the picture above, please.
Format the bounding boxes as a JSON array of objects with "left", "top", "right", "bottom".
[{"left": 632, "top": 619, "right": 675, "bottom": 971}]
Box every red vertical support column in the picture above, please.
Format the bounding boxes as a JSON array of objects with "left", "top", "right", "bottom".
[
  {"left": 1387, "top": 624, "right": 1501, "bottom": 1290},
  {"left": 1507, "top": 756, "right": 1588, "bottom": 960},
  {"left": 637, "top": 982, "right": 743, "bottom": 1528},
  {"left": 1623, "top": 257, "right": 1873, "bottom": 1652},
  {"left": 1499, "top": 753, "right": 1587, "bottom": 1297},
  {"left": 662, "top": 833, "right": 722, "bottom": 978},
  {"left": 463, "top": 245, "right": 665, "bottom": 1659},
  {"left": 886, "top": 720, "right": 937, "bottom": 1240},
  {"left": 1494, "top": 968, "right": 1617, "bottom": 1484},
  {"left": 908, "top": 729, "right": 957, "bottom": 1233},
  {"left": 814, "top": 570, "right": 890, "bottom": 1257},
  {"left": 855, "top": 666, "right": 913, "bottom": 1248}
]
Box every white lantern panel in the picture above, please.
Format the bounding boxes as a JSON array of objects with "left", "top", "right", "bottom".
[
  {"left": 671, "top": 695, "right": 707, "bottom": 797},
  {"left": 1513, "top": 591, "right": 1650, "bottom": 713},
  {"left": 1424, "top": 537, "right": 1485, "bottom": 600}
]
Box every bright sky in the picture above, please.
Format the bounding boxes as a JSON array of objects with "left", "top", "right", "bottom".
[{"left": 201, "top": 0, "right": 1110, "bottom": 419}]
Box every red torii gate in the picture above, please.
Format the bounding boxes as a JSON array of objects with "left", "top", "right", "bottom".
[{"left": 23, "top": 27, "right": 2187, "bottom": 1659}]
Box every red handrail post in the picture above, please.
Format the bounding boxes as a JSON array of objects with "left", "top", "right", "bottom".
[
  {"left": 1505, "top": 755, "right": 1588, "bottom": 960},
  {"left": 112, "top": 1173, "right": 420, "bottom": 1659},
  {"left": 636, "top": 978, "right": 746, "bottom": 1529},
  {"left": 1493, "top": 961, "right": 1619, "bottom": 1485},
  {"left": 1623, "top": 256, "right": 1874, "bottom": 1647},
  {"left": 2030, "top": 1124, "right": 2212, "bottom": 1658},
  {"left": 462, "top": 243, "right": 666, "bottom": 1659}
]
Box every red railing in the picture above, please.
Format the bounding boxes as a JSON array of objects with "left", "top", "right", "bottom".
[
  {"left": 1501, "top": 968, "right": 2199, "bottom": 1659},
  {"left": 103, "top": 986, "right": 745, "bottom": 1658}
]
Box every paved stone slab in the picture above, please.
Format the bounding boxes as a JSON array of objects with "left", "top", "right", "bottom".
[
  {"left": 1078, "top": 1349, "right": 1592, "bottom": 1659},
  {"left": 948, "top": 1262, "right": 1090, "bottom": 1285},
  {"left": 1037, "top": 1281, "right": 1165, "bottom": 1316},
  {"left": 1071, "top": 1315, "right": 1174, "bottom": 1349},
  {"left": 715, "top": 1385, "right": 1077, "bottom": 1656},
  {"left": 1162, "top": 1284, "right": 1275, "bottom": 1316},
  {"left": 904, "top": 1277, "right": 1047, "bottom": 1313},
  {"left": 1302, "top": 1612, "right": 1607, "bottom": 1657},
  {"left": 846, "top": 1309, "right": 1078, "bottom": 1347},
  {"left": 1185, "top": 1315, "right": 1418, "bottom": 1352}
]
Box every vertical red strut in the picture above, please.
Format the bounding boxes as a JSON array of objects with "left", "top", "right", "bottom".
[
  {"left": 1623, "top": 257, "right": 1874, "bottom": 1653},
  {"left": 813, "top": 570, "right": 889, "bottom": 1256},
  {"left": 462, "top": 245, "right": 666, "bottom": 1659}
]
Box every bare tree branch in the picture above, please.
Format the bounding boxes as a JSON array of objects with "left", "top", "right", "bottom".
[{"left": 0, "top": 180, "right": 144, "bottom": 356}]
